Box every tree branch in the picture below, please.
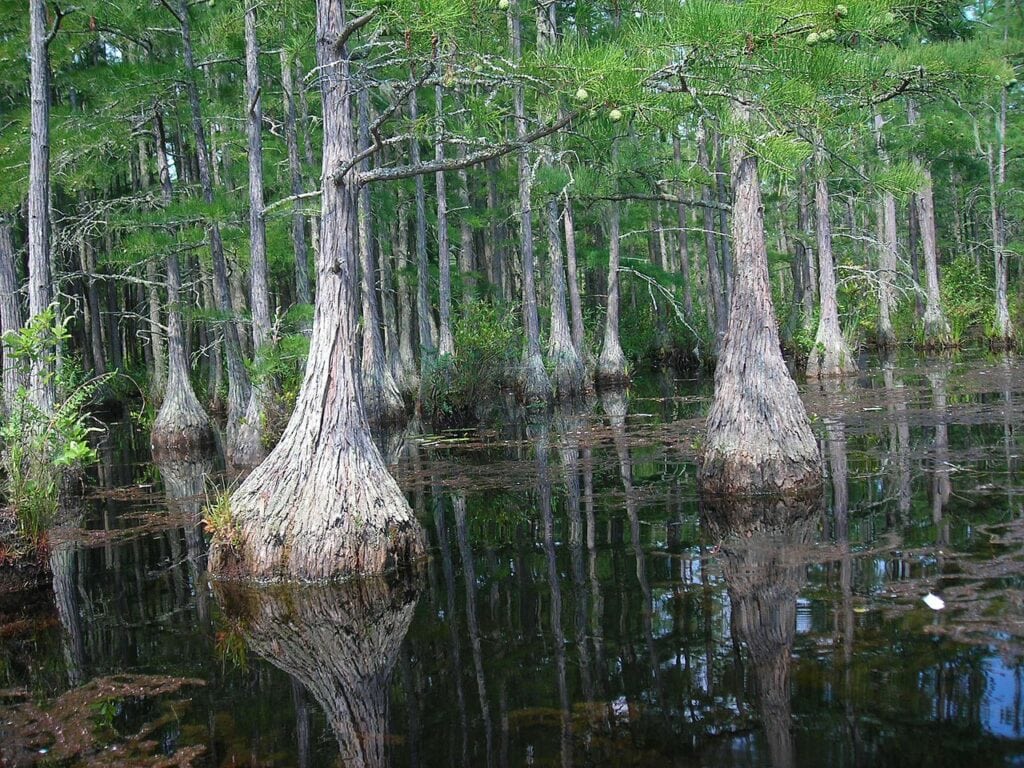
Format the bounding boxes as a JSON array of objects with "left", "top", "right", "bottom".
[
  {"left": 354, "top": 109, "right": 579, "bottom": 186},
  {"left": 45, "top": 4, "right": 77, "bottom": 48},
  {"left": 336, "top": 8, "right": 378, "bottom": 53}
]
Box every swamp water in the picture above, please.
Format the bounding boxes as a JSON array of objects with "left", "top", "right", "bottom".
[{"left": 2, "top": 354, "right": 1024, "bottom": 767}]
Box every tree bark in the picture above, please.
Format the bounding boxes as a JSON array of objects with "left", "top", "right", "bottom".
[
  {"left": 0, "top": 215, "right": 24, "bottom": 413},
  {"left": 562, "top": 195, "right": 587, "bottom": 359},
  {"left": 796, "top": 166, "right": 816, "bottom": 334},
  {"left": 698, "top": 119, "right": 727, "bottom": 352},
  {"left": 151, "top": 107, "right": 214, "bottom": 455},
  {"left": 698, "top": 109, "right": 821, "bottom": 497},
  {"left": 807, "top": 141, "right": 857, "bottom": 378},
  {"left": 210, "top": 1, "right": 425, "bottom": 580},
  {"left": 596, "top": 139, "right": 628, "bottom": 386},
  {"left": 358, "top": 87, "right": 404, "bottom": 425},
  {"left": 28, "top": 0, "right": 54, "bottom": 412},
  {"left": 394, "top": 195, "right": 419, "bottom": 395},
  {"left": 434, "top": 53, "right": 455, "bottom": 358},
  {"left": 546, "top": 197, "right": 586, "bottom": 398},
  {"left": 455, "top": 154, "right": 476, "bottom": 302},
  {"left": 409, "top": 85, "right": 435, "bottom": 369},
  {"left": 236, "top": 5, "right": 272, "bottom": 467},
  {"left": 282, "top": 49, "right": 313, "bottom": 307},
  {"left": 216, "top": 577, "right": 419, "bottom": 767},
  {"left": 872, "top": 112, "right": 898, "bottom": 348},
  {"left": 176, "top": 0, "right": 251, "bottom": 461},
  {"left": 510, "top": 0, "right": 551, "bottom": 402},
  {"left": 673, "top": 136, "right": 695, "bottom": 321}
]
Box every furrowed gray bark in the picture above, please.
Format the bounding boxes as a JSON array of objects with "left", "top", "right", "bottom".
[
  {"left": 210, "top": 0, "right": 425, "bottom": 581},
  {"left": 151, "top": 107, "right": 214, "bottom": 456},
  {"left": 698, "top": 107, "right": 821, "bottom": 497},
  {"left": 28, "top": 0, "right": 54, "bottom": 412},
  {"left": 236, "top": 5, "right": 273, "bottom": 467},
  {"left": 807, "top": 141, "right": 857, "bottom": 378}
]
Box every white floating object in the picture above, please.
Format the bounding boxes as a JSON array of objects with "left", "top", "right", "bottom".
[{"left": 923, "top": 592, "right": 945, "bottom": 611}]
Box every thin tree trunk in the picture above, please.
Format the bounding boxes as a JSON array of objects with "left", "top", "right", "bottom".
[
  {"left": 395, "top": 196, "right": 419, "bottom": 395},
  {"left": 28, "top": 0, "right": 54, "bottom": 412},
  {"left": 0, "top": 215, "right": 24, "bottom": 412},
  {"left": 296, "top": 58, "right": 321, "bottom": 260},
  {"left": 673, "top": 135, "right": 694, "bottom": 321},
  {"left": 699, "top": 106, "right": 821, "bottom": 496},
  {"left": 456, "top": 151, "right": 476, "bottom": 302},
  {"left": 908, "top": 194, "right": 924, "bottom": 319},
  {"left": 546, "top": 196, "right": 585, "bottom": 398},
  {"left": 807, "top": 140, "right": 857, "bottom": 378},
  {"left": 698, "top": 119, "right": 727, "bottom": 351},
  {"left": 797, "top": 166, "right": 816, "bottom": 333},
  {"left": 236, "top": 5, "right": 272, "bottom": 467},
  {"left": 282, "top": 49, "right": 313, "bottom": 306},
  {"left": 872, "top": 112, "right": 898, "bottom": 348},
  {"left": 151, "top": 106, "right": 214, "bottom": 454},
  {"left": 210, "top": 0, "right": 424, "bottom": 580},
  {"left": 358, "top": 87, "right": 404, "bottom": 425},
  {"left": 485, "top": 158, "right": 507, "bottom": 301},
  {"left": 434, "top": 52, "right": 455, "bottom": 357},
  {"left": 510, "top": 0, "right": 551, "bottom": 402},
  {"left": 990, "top": 95, "right": 1014, "bottom": 344},
  {"left": 410, "top": 84, "right": 435, "bottom": 367},
  {"left": 907, "top": 102, "right": 950, "bottom": 347},
  {"left": 562, "top": 195, "right": 587, "bottom": 359},
  {"left": 596, "top": 139, "right": 628, "bottom": 386},
  {"left": 176, "top": 0, "right": 251, "bottom": 461}
]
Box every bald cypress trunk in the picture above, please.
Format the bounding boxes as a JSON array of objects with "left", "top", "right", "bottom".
[
  {"left": 282, "top": 49, "right": 313, "bottom": 307},
  {"left": 562, "top": 196, "right": 587, "bottom": 359},
  {"left": 456, "top": 156, "right": 476, "bottom": 302},
  {"left": 872, "top": 112, "right": 898, "bottom": 348},
  {"left": 546, "top": 197, "right": 586, "bottom": 398},
  {"left": 176, "top": 0, "right": 251, "bottom": 461},
  {"left": 210, "top": 0, "right": 424, "bottom": 580},
  {"left": 408, "top": 85, "right": 435, "bottom": 375},
  {"left": 28, "top": 0, "right": 54, "bottom": 413},
  {"left": 358, "top": 88, "right": 404, "bottom": 425},
  {"left": 394, "top": 196, "right": 419, "bottom": 395},
  {"left": 698, "top": 120, "right": 727, "bottom": 352},
  {"left": 596, "top": 139, "right": 628, "bottom": 386},
  {"left": 510, "top": 0, "right": 551, "bottom": 402},
  {"left": 235, "top": 6, "right": 272, "bottom": 467},
  {"left": 434, "top": 53, "right": 455, "bottom": 358},
  {"left": 797, "top": 167, "right": 816, "bottom": 334},
  {"left": 698, "top": 110, "right": 821, "bottom": 497},
  {"left": 151, "top": 107, "right": 214, "bottom": 454},
  {"left": 807, "top": 142, "right": 857, "bottom": 378},
  {"left": 673, "top": 136, "right": 694, "bottom": 321},
  {"left": 0, "top": 215, "right": 24, "bottom": 413}
]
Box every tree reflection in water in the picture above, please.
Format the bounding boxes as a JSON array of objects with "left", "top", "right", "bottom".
[
  {"left": 215, "top": 575, "right": 420, "bottom": 767},
  {"left": 702, "top": 496, "right": 822, "bottom": 768}
]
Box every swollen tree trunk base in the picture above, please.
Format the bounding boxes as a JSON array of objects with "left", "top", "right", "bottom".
[
  {"left": 151, "top": 387, "right": 215, "bottom": 455},
  {"left": 922, "top": 309, "right": 953, "bottom": 350},
  {"left": 806, "top": 329, "right": 858, "bottom": 378},
  {"left": 363, "top": 370, "right": 406, "bottom": 427},
  {"left": 595, "top": 342, "right": 629, "bottom": 388},
  {"left": 210, "top": 433, "right": 425, "bottom": 581},
  {"left": 231, "top": 390, "right": 269, "bottom": 468},
  {"left": 519, "top": 351, "right": 553, "bottom": 404},
  {"left": 549, "top": 348, "right": 588, "bottom": 402},
  {"left": 699, "top": 124, "right": 821, "bottom": 498}
]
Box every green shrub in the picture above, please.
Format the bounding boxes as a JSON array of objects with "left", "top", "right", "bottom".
[
  {"left": 0, "top": 307, "right": 104, "bottom": 543},
  {"left": 422, "top": 301, "right": 521, "bottom": 421}
]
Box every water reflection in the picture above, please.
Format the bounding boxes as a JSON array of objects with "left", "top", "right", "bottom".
[
  {"left": 703, "top": 497, "right": 821, "bottom": 768},
  {"left": 4, "top": 356, "right": 1024, "bottom": 766},
  {"left": 216, "top": 576, "right": 420, "bottom": 767}
]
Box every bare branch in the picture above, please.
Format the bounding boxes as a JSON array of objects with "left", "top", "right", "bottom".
[
  {"left": 336, "top": 8, "right": 378, "bottom": 53},
  {"left": 354, "top": 109, "right": 579, "bottom": 186}
]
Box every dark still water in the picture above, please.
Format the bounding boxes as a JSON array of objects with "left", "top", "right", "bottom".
[{"left": 2, "top": 354, "right": 1024, "bottom": 767}]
